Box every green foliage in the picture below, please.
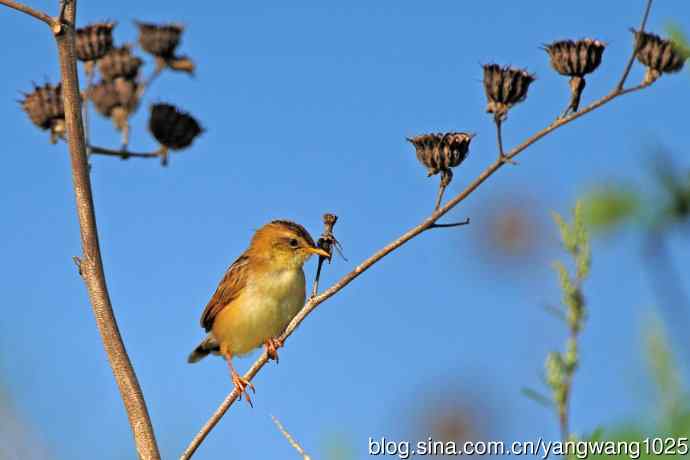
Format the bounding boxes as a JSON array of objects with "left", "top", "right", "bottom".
[
  {"left": 581, "top": 187, "right": 640, "bottom": 233},
  {"left": 521, "top": 387, "right": 553, "bottom": 407},
  {"left": 586, "top": 315, "right": 690, "bottom": 459},
  {"left": 533, "top": 201, "right": 593, "bottom": 439},
  {"left": 666, "top": 23, "right": 690, "bottom": 61}
]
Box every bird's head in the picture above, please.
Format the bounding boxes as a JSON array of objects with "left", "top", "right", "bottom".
[{"left": 249, "top": 220, "right": 329, "bottom": 269}]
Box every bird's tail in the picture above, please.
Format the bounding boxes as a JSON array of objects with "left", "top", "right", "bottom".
[{"left": 187, "top": 334, "right": 220, "bottom": 363}]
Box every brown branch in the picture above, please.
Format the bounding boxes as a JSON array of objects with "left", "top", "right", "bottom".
[
  {"left": 51, "top": 2, "right": 161, "bottom": 459},
  {"left": 88, "top": 145, "right": 163, "bottom": 160},
  {"left": 180, "top": 80, "right": 652, "bottom": 459},
  {"left": 429, "top": 218, "right": 471, "bottom": 229},
  {"left": 494, "top": 118, "right": 516, "bottom": 165},
  {"left": 0, "top": 0, "right": 57, "bottom": 28},
  {"left": 616, "top": 0, "right": 653, "bottom": 91}
]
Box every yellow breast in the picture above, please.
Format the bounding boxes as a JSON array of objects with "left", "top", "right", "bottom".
[{"left": 212, "top": 267, "right": 306, "bottom": 356}]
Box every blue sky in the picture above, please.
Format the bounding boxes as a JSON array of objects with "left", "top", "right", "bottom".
[{"left": 1, "top": 1, "right": 690, "bottom": 459}]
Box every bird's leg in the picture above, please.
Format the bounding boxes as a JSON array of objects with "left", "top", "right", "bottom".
[
  {"left": 264, "top": 337, "right": 283, "bottom": 363},
  {"left": 224, "top": 353, "right": 255, "bottom": 407}
]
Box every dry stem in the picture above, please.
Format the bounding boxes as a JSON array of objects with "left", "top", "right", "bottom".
[
  {"left": 88, "top": 145, "right": 164, "bottom": 160},
  {"left": 0, "top": 0, "right": 56, "bottom": 27},
  {"left": 0, "top": 0, "right": 163, "bottom": 458}
]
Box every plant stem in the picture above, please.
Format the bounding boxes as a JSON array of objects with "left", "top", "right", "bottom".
[
  {"left": 0, "top": 0, "right": 56, "bottom": 27},
  {"left": 52, "top": 2, "right": 161, "bottom": 459},
  {"left": 616, "top": 0, "right": 653, "bottom": 91}
]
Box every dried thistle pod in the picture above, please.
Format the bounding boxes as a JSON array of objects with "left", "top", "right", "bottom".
[
  {"left": 633, "top": 30, "right": 686, "bottom": 84},
  {"left": 544, "top": 39, "right": 605, "bottom": 114},
  {"left": 545, "top": 39, "right": 605, "bottom": 77},
  {"left": 136, "top": 21, "right": 184, "bottom": 58},
  {"left": 75, "top": 22, "right": 115, "bottom": 62},
  {"left": 407, "top": 132, "right": 474, "bottom": 209},
  {"left": 20, "top": 82, "right": 65, "bottom": 143},
  {"left": 98, "top": 46, "right": 143, "bottom": 81},
  {"left": 89, "top": 78, "right": 140, "bottom": 130},
  {"left": 408, "top": 132, "right": 474, "bottom": 178},
  {"left": 482, "top": 64, "right": 535, "bottom": 121},
  {"left": 149, "top": 103, "right": 202, "bottom": 151}
]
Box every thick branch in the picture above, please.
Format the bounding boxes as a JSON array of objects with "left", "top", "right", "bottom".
[
  {"left": 53, "top": 2, "right": 161, "bottom": 459},
  {"left": 180, "top": 81, "right": 651, "bottom": 460},
  {"left": 0, "top": 0, "right": 56, "bottom": 27}
]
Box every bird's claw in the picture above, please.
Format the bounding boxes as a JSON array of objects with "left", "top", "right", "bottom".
[
  {"left": 264, "top": 337, "right": 283, "bottom": 363},
  {"left": 231, "top": 371, "right": 256, "bottom": 407}
]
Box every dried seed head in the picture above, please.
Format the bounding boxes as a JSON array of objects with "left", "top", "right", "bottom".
[
  {"left": 149, "top": 103, "right": 202, "bottom": 150},
  {"left": 75, "top": 22, "right": 115, "bottom": 62},
  {"left": 98, "top": 46, "right": 143, "bottom": 81},
  {"left": 633, "top": 30, "right": 686, "bottom": 84},
  {"left": 482, "top": 64, "right": 535, "bottom": 120},
  {"left": 21, "top": 82, "right": 65, "bottom": 142},
  {"left": 544, "top": 39, "right": 605, "bottom": 77},
  {"left": 407, "top": 132, "right": 474, "bottom": 178},
  {"left": 89, "top": 78, "right": 139, "bottom": 130},
  {"left": 136, "top": 21, "right": 184, "bottom": 58},
  {"left": 544, "top": 39, "right": 605, "bottom": 114}
]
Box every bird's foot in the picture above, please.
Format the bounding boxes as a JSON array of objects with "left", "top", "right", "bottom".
[
  {"left": 231, "top": 370, "right": 256, "bottom": 407},
  {"left": 264, "top": 337, "right": 283, "bottom": 363}
]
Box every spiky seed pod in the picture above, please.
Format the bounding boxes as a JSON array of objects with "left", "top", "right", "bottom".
[
  {"left": 75, "top": 22, "right": 115, "bottom": 62},
  {"left": 89, "top": 78, "right": 139, "bottom": 131},
  {"left": 136, "top": 21, "right": 183, "bottom": 58},
  {"left": 544, "top": 38, "right": 605, "bottom": 114},
  {"left": 633, "top": 30, "right": 686, "bottom": 84},
  {"left": 545, "top": 39, "right": 605, "bottom": 77},
  {"left": 21, "top": 82, "right": 65, "bottom": 143},
  {"left": 407, "top": 132, "right": 473, "bottom": 178},
  {"left": 149, "top": 103, "right": 202, "bottom": 150},
  {"left": 98, "top": 46, "right": 143, "bottom": 81},
  {"left": 482, "top": 64, "right": 535, "bottom": 120}
]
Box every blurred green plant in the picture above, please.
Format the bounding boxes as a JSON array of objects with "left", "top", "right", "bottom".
[
  {"left": 581, "top": 156, "right": 690, "bottom": 233},
  {"left": 666, "top": 23, "right": 690, "bottom": 63},
  {"left": 581, "top": 186, "right": 640, "bottom": 233},
  {"left": 525, "top": 202, "right": 591, "bottom": 444},
  {"left": 586, "top": 315, "right": 690, "bottom": 459}
]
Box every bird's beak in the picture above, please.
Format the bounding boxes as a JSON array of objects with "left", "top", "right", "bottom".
[{"left": 307, "top": 246, "right": 330, "bottom": 259}]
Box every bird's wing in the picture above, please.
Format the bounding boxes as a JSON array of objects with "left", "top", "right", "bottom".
[{"left": 200, "top": 254, "right": 250, "bottom": 332}]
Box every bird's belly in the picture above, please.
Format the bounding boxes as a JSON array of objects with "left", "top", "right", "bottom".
[{"left": 212, "top": 269, "right": 305, "bottom": 356}]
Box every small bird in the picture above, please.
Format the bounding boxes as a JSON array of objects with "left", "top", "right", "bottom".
[{"left": 187, "top": 220, "right": 329, "bottom": 405}]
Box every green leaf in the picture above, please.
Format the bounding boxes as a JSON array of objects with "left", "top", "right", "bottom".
[
  {"left": 666, "top": 22, "right": 690, "bottom": 61},
  {"left": 581, "top": 187, "right": 640, "bottom": 233},
  {"left": 521, "top": 387, "right": 553, "bottom": 407},
  {"left": 552, "top": 211, "right": 577, "bottom": 254}
]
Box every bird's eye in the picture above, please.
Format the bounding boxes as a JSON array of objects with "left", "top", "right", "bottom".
[{"left": 289, "top": 238, "right": 299, "bottom": 248}]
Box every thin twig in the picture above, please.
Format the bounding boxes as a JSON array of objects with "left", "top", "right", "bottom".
[
  {"left": 616, "top": 0, "right": 653, "bottom": 91},
  {"left": 310, "top": 213, "right": 339, "bottom": 297},
  {"left": 121, "top": 120, "right": 130, "bottom": 150},
  {"left": 429, "top": 218, "right": 470, "bottom": 229},
  {"left": 136, "top": 59, "right": 165, "bottom": 100},
  {"left": 180, "top": 80, "right": 652, "bottom": 460},
  {"left": 271, "top": 416, "right": 312, "bottom": 460},
  {"left": 434, "top": 180, "right": 447, "bottom": 211},
  {"left": 495, "top": 117, "right": 516, "bottom": 165},
  {"left": 88, "top": 145, "right": 163, "bottom": 159},
  {"left": 51, "top": 2, "right": 161, "bottom": 459},
  {"left": 0, "top": 0, "right": 56, "bottom": 27}
]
